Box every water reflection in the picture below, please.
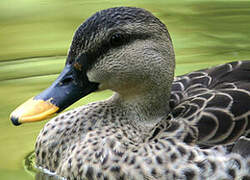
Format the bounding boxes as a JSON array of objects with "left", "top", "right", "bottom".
[
  {"left": 25, "top": 152, "right": 63, "bottom": 180},
  {"left": 35, "top": 171, "right": 63, "bottom": 180}
]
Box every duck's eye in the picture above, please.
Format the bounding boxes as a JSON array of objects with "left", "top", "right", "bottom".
[{"left": 110, "top": 33, "right": 125, "bottom": 47}]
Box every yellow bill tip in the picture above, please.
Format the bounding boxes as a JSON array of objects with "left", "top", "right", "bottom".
[{"left": 10, "top": 97, "right": 59, "bottom": 126}]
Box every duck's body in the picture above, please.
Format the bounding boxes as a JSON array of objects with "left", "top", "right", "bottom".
[
  {"left": 35, "top": 60, "right": 250, "bottom": 179},
  {"left": 37, "top": 115, "right": 249, "bottom": 180},
  {"left": 11, "top": 7, "right": 250, "bottom": 180}
]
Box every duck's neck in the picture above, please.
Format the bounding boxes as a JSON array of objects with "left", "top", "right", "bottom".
[{"left": 109, "top": 87, "right": 171, "bottom": 127}]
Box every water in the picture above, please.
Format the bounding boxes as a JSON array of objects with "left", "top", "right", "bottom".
[{"left": 1, "top": 0, "right": 250, "bottom": 179}]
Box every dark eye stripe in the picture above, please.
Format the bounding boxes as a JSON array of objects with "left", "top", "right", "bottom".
[{"left": 72, "top": 32, "right": 151, "bottom": 75}]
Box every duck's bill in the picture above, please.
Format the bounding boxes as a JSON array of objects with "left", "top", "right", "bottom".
[
  {"left": 10, "top": 97, "right": 59, "bottom": 125},
  {"left": 10, "top": 64, "right": 99, "bottom": 126}
]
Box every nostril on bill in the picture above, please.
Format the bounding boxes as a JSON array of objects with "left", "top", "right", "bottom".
[{"left": 60, "top": 77, "right": 74, "bottom": 86}]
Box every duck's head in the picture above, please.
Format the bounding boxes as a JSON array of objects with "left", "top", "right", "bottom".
[{"left": 10, "top": 7, "right": 175, "bottom": 126}]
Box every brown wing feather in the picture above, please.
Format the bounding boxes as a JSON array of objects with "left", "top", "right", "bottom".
[{"left": 170, "top": 61, "right": 250, "bottom": 146}]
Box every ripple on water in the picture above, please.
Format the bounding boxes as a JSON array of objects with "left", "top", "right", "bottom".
[{"left": 25, "top": 151, "right": 65, "bottom": 180}]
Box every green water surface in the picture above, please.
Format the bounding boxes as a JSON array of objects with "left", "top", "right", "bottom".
[{"left": 1, "top": 0, "right": 250, "bottom": 179}]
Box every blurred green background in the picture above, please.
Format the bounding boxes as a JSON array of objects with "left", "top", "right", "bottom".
[{"left": 1, "top": 0, "right": 250, "bottom": 179}]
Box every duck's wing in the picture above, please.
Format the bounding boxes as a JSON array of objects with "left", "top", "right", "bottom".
[
  {"left": 232, "top": 136, "right": 250, "bottom": 157},
  {"left": 170, "top": 60, "right": 250, "bottom": 146}
]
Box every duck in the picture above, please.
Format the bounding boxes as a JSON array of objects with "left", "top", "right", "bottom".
[{"left": 10, "top": 7, "right": 250, "bottom": 180}]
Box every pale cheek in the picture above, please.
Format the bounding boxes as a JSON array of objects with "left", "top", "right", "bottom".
[
  {"left": 86, "top": 69, "right": 103, "bottom": 83},
  {"left": 86, "top": 67, "right": 113, "bottom": 91},
  {"left": 98, "top": 83, "right": 108, "bottom": 91}
]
